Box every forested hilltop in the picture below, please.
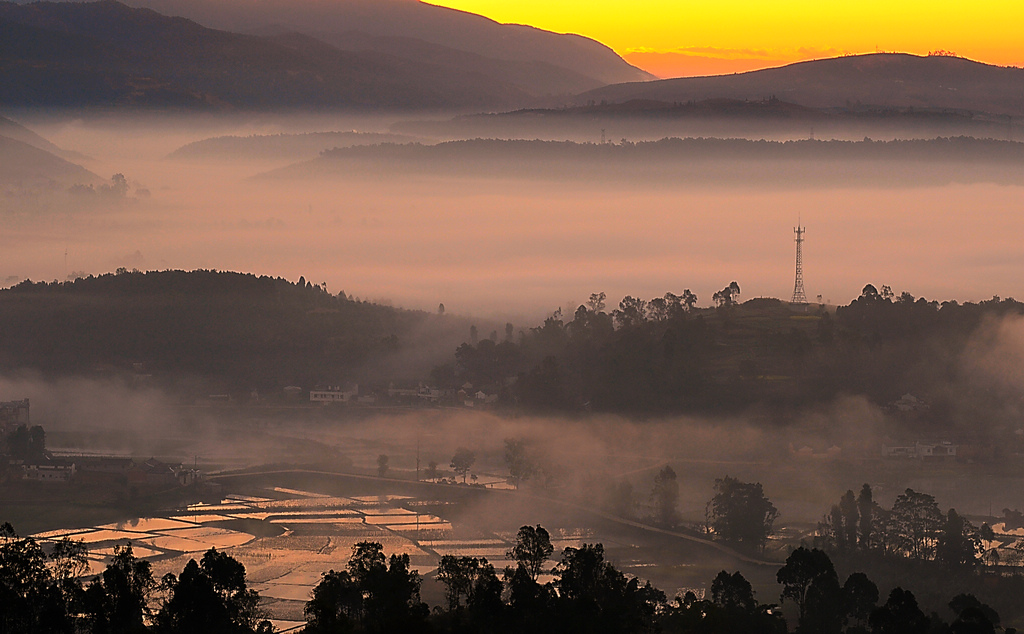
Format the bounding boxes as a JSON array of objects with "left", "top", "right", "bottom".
[
  {"left": 4, "top": 272, "right": 1024, "bottom": 432},
  {"left": 0, "top": 270, "right": 471, "bottom": 392},
  {"left": 440, "top": 287, "right": 1024, "bottom": 428}
]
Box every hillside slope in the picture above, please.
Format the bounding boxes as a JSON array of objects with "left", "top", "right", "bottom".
[
  {"left": 114, "top": 0, "right": 652, "bottom": 85},
  {"left": 0, "top": 270, "right": 473, "bottom": 389},
  {"left": 0, "top": 134, "right": 99, "bottom": 186},
  {"left": 580, "top": 54, "right": 1024, "bottom": 117},
  {"left": 0, "top": 1, "right": 598, "bottom": 110}
]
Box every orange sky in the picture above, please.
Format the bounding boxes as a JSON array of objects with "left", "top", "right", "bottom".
[{"left": 429, "top": 0, "right": 1024, "bottom": 78}]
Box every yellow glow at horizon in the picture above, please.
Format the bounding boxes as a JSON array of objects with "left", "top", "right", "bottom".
[{"left": 428, "top": 0, "right": 1024, "bottom": 68}]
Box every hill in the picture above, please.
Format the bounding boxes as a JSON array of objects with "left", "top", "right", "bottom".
[
  {"left": 109, "top": 0, "right": 651, "bottom": 85},
  {"left": 167, "top": 131, "right": 422, "bottom": 161},
  {"left": 262, "top": 137, "right": 1024, "bottom": 187},
  {"left": 0, "top": 134, "right": 99, "bottom": 186},
  {"left": 0, "top": 113, "right": 81, "bottom": 158},
  {"left": 579, "top": 54, "right": 1024, "bottom": 118},
  {"left": 0, "top": 1, "right": 609, "bottom": 110},
  {"left": 393, "top": 97, "right": 1015, "bottom": 141},
  {"left": 0, "top": 270, "right": 475, "bottom": 392}
]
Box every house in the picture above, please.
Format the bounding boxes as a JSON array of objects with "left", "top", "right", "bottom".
[
  {"left": 916, "top": 441, "right": 957, "bottom": 461},
  {"left": 23, "top": 457, "right": 76, "bottom": 482},
  {"left": 881, "top": 441, "right": 957, "bottom": 460},
  {"left": 311, "top": 385, "right": 358, "bottom": 404},
  {"left": 77, "top": 456, "right": 135, "bottom": 473},
  {"left": 882, "top": 444, "right": 916, "bottom": 458},
  {"left": 128, "top": 458, "right": 181, "bottom": 487},
  {"left": 75, "top": 456, "right": 136, "bottom": 484}
]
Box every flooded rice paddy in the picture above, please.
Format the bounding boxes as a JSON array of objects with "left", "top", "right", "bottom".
[{"left": 29, "top": 474, "right": 763, "bottom": 627}]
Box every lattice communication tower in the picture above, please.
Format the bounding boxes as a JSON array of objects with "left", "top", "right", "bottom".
[{"left": 791, "top": 225, "right": 808, "bottom": 304}]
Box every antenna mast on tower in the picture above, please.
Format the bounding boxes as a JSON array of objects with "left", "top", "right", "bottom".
[{"left": 791, "top": 224, "right": 807, "bottom": 304}]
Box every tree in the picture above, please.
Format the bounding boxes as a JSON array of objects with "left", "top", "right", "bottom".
[
  {"left": 553, "top": 543, "right": 665, "bottom": 634},
  {"left": 842, "top": 572, "right": 878, "bottom": 633},
  {"left": 50, "top": 536, "right": 89, "bottom": 587},
  {"left": 0, "top": 523, "right": 73, "bottom": 633},
  {"left": 949, "top": 594, "right": 999, "bottom": 634},
  {"left": 450, "top": 447, "right": 476, "bottom": 484},
  {"left": 857, "top": 484, "right": 874, "bottom": 550},
  {"left": 650, "top": 465, "right": 679, "bottom": 527},
  {"left": 613, "top": 296, "right": 648, "bottom": 328},
  {"left": 713, "top": 282, "right": 741, "bottom": 308},
  {"left": 888, "top": 489, "right": 943, "bottom": 559},
  {"left": 709, "top": 476, "right": 779, "bottom": 552},
  {"left": 436, "top": 555, "right": 501, "bottom": 616},
  {"left": 504, "top": 438, "right": 535, "bottom": 489},
  {"left": 776, "top": 547, "right": 837, "bottom": 628},
  {"left": 587, "top": 292, "right": 607, "bottom": 313},
  {"left": 839, "top": 490, "right": 859, "bottom": 551},
  {"left": 5, "top": 424, "right": 46, "bottom": 460},
  {"left": 425, "top": 460, "right": 439, "bottom": 483},
  {"left": 376, "top": 454, "right": 389, "bottom": 478},
  {"left": 438, "top": 303, "right": 445, "bottom": 315},
  {"left": 304, "top": 570, "right": 360, "bottom": 634},
  {"left": 803, "top": 571, "right": 843, "bottom": 634},
  {"left": 681, "top": 289, "right": 698, "bottom": 312},
  {"left": 344, "top": 541, "right": 428, "bottom": 633},
  {"left": 935, "top": 508, "right": 982, "bottom": 569},
  {"left": 110, "top": 547, "right": 154, "bottom": 626},
  {"left": 507, "top": 525, "right": 554, "bottom": 582},
  {"left": 869, "top": 588, "right": 929, "bottom": 634},
  {"left": 710, "top": 571, "right": 756, "bottom": 613}
]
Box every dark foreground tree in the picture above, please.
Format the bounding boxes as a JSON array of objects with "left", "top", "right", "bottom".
[
  {"left": 305, "top": 541, "right": 427, "bottom": 634},
  {"left": 507, "top": 525, "right": 554, "bottom": 582},
  {"left": 661, "top": 570, "right": 785, "bottom": 634},
  {"left": 776, "top": 547, "right": 837, "bottom": 630},
  {"left": 85, "top": 543, "right": 156, "bottom": 634},
  {"left": 869, "top": 588, "right": 929, "bottom": 634},
  {"left": 935, "top": 509, "right": 982, "bottom": 570},
  {"left": 552, "top": 543, "right": 665, "bottom": 634},
  {"left": 436, "top": 555, "right": 504, "bottom": 632},
  {"left": 304, "top": 570, "right": 361, "bottom": 634},
  {"left": 155, "top": 548, "right": 269, "bottom": 634},
  {"left": 0, "top": 523, "right": 74, "bottom": 633}
]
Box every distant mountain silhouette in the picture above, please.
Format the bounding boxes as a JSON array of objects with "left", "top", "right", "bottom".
[
  {"left": 0, "top": 113, "right": 80, "bottom": 158},
  {"left": 579, "top": 54, "right": 1024, "bottom": 117},
  {"left": 262, "top": 137, "right": 1024, "bottom": 188},
  {"left": 167, "top": 131, "right": 422, "bottom": 161},
  {"left": 0, "top": 134, "right": 99, "bottom": 185},
  {"left": 0, "top": 1, "right": 620, "bottom": 110},
  {"left": 392, "top": 97, "right": 1015, "bottom": 142},
  {"left": 105, "top": 0, "right": 652, "bottom": 85}
]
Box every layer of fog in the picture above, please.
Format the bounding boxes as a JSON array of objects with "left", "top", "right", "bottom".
[
  {"left": 10, "top": 312, "right": 1024, "bottom": 524},
  {"left": 2, "top": 113, "right": 1023, "bottom": 322}
]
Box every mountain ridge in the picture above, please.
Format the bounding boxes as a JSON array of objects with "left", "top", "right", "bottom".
[
  {"left": 580, "top": 53, "right": 1024, "bottom": 117},
  {"left": 105, "top": 0, "right": 652, "bottom": 85},
  {"left": 0, "top": 0, "right": 595, "bottom": 110}
]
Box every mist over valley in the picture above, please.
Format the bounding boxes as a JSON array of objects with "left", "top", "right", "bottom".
[{"left": 3, "top": 2, "right": 1024, "bottom": 632}]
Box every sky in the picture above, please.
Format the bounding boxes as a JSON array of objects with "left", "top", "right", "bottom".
[{"left": 429, "top": 0, "right": 1024, "bottom": 78}]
